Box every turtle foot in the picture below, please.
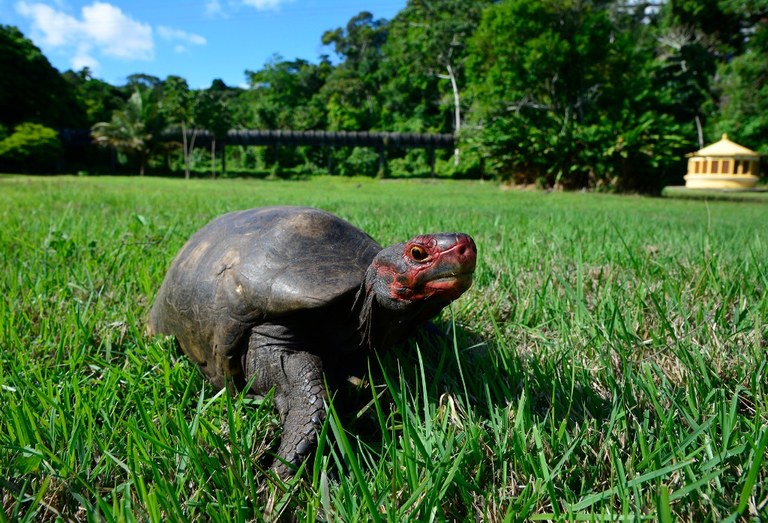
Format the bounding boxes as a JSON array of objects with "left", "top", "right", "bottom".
[{"left": 245, "top": 342, "right": 326, "bottom": 478}]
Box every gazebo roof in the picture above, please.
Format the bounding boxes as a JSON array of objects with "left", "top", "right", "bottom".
[{"left": 689, "top": 134, "right": 759, "bottom": 157}]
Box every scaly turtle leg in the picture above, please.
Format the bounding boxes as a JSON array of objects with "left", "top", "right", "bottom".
[{"left": 244, "top": 333, "right": 326, "bottom": 477}]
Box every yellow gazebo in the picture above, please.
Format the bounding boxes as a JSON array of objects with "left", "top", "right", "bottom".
[{"left": 684, "top": 134, "right": 760, "bottom": 189}]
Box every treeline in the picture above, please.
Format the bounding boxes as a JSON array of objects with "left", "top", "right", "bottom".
[{"left": 1, "top": 0, "right": 766, "bottom": 191}]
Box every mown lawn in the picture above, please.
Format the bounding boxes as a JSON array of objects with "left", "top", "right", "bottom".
[{"left": 1, "top": 175, "right": 766, "bottom": 522}]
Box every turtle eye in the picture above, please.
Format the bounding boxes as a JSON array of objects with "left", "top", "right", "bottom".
[{"left": 409, "top": 245, "right": 429, "bottom": 261}]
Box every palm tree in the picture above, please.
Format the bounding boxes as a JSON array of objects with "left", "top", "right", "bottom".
[{"left": 91, "top": 90, "right": 161, "bottom": 176}]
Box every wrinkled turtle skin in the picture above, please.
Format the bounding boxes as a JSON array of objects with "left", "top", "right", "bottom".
[{"left": 148, "top": 206, "right": 477, "bottom": 477}]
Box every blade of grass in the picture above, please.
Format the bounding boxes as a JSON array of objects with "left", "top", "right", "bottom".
[
  {"left": 326, "top": 398, "right": 382, "bottom": 523},
  {"left": 736, "top": 424, "right": 768, "bottom": 516}
]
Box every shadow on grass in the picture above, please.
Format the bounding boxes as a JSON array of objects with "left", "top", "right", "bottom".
[{"left": 332, "top": 320, "right": 611, "bottom": 462}]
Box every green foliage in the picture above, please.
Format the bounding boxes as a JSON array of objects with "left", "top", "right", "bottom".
[
  {"left": 320, "top": 12, "right": 388, "bottom": 131},
  {"left": 160, "top": 75, "right": 201, "bottom": 179},
  {"left": 464, "top": 0, "right": 695, "bottom": 191},
  {"left": 62, "top": 67, "right": 127, "bottom": 126},
  {"left": 466, "top": 0, "right": 615, "bottom": 185},
  {"left": 193, "top": 80, "right": 237, "bottom": 177},
  {"left": 659, "top": 0, "right": 746, "bottom": 55},
  {"left": 91, "top": 90, "right": 164, "bottom": 176},
  {"left": 336, "top": 146, "right": 380, "bottom": 177},
  {"left": 0, "top": 122, "right": 62, "bottom": 171},
  {"left": 714, "top": 56, "right": 768, "bottom": 154},
  {"left": 388, "top": 149, "right": 433, "bottom": 178},
  {"left": 195, "top": 88, "right": 233, "bottom": 140},
  {"left": 379, "top": 0, "right": 491, "bottom": 133},
  {"left": 237, "top": 57, "right": 332, "bottom": 170},
  {"left": 245, "top": 56, "right": 330, "bottom": 130},
  {"left": 3, "top": 1, "right": 767, "bottom": 188},
  {"left": 321, "top": 68, "right": 373, "bottom": 131},
  {"left": 161, "top": 75, "right": 194, "bottom": 127},
  {"left": 711, "top": 5, "right": 768, "bottom": 153},
  {"left": 0, "top": 25, "right": 85, "bottom": 129},
  {"left": 125, "top": 73, "right": 162, "bottom": 92}
]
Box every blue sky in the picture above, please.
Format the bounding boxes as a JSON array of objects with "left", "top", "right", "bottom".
[{"left": 1, "top": 0, "right": 406, "bottom": 88}]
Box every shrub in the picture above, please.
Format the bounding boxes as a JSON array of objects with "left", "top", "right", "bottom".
[
  {"left": 0, "top": 122, "right": 62, "bottom": 172},
  {"left": 338, "top": 146, "right": 380, "bottom": 177}
]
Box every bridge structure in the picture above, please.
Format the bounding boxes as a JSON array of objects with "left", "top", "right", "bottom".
[
  {"left": 61, "top": 128, "right": 456, "bottom": 176},
  {"left": 173, "top": 129, "right": 456, "bottom": 176}
]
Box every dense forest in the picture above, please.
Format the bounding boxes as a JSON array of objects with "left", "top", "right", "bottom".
[{"left": 1, "top": 0, "right": 767, "bottom": 191}]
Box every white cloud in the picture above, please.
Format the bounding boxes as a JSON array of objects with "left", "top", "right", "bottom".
[
  {"left": 204, "top": 0, "right": 222, "bottom": 16},
  {"left": 80, "top": 2, "right": 153, "bottom": 60},
  {"left": 72, "top": 41, "right": 98, "bottom": 70},
  {"left": 203, "top": 0, "right": 292, "bottom": 18},
  {"left": 16, "top": 1, "right": 154, "bottom": 70},
  {"left": 157, "top": 25, "right": 206, "bottom": 47},
  {"left": 15, "top": 2, "right": 81, "bottom": 47},
  {"left": 241, "top": 0, "right": 291, "bottom": 11}
]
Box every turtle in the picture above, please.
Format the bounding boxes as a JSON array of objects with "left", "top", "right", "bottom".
[{"left": 148, "top": 206, "right": 477, "bottom": 476}]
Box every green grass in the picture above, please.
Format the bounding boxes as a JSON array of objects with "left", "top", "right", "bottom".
[
  {"left": 1, "top": 174, "right": 766, "bottom": 522},
  {"left": 662, "top": 185, "right": 768, "bottom": 203}
]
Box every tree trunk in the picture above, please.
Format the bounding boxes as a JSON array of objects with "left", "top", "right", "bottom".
[
  {"left": 429, "top": 147, "right": 436, "bottom": 178},
  {"left": 181, "top": 121, "right": 198, "bottom": 180},
  {"left": 445, "top": 63, "right": 461, "bottom": 166},
  {"left": 695, "top": 115, "right": 704, "bottom": 149},
  {"left": 189, "top": 128, "right": 198, "bottom": 174},
  {"left": 211, "top": 137, "right": 216, "bottom": 179},
  {"left": 378, "top": 145, "right": 388, "bottom": 178},
  {"left": 181, "top": 120, "right": 189, "bottom": 180}
]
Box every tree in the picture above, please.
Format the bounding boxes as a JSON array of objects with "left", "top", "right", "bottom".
[
  {"left": 243, "top": 56, "right": 330, "bottom": 170},
  {"left": 320, "top": 12, "right": 388, "bottom": 131},
  {"left": 125, "top": 73, "right": 162, "bottom": 92},
  {"left": 0, "top": 25, "right": 85, "bottom": 128},
  {"left": 710, "top": 0, "right": 768, "bottom": 152},
  {"left": 195, "top": 80, "right": 235, "bottom": 178},
  {"left": 380, "top": 0, "right": 492, "bottom": 163},
  {"left": 465, "top": 0, "right": 686, "bottom": 190},
  {"left": 658, "top": 0, "right": 746, "bottom": 56},
  {"left": 318, "top": 66, "right": 373, "bottom": 131},
  {"left": 246, "top": 56, "right": 330, "bottom": 130},
  {"left": 161, "top": 75, "right": 198, "bottom": 179},
  {"left": 651, "top": 28, "right": 717, "bottom": 148},
  {"left": 91, "top": 90, "right": 163, "bottom": 176},
  {"left": 62, "top": 67, "right": 126, "bottom": 126}
]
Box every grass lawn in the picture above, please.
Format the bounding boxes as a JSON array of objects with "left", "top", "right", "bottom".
[
  {"left": 1, "top": 175, "right": 766, "bottom": 522},
  {"left": 662, "top": 186, "right": 768, "bottom": 203}
]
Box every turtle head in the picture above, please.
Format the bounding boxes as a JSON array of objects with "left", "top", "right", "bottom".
[{"left": 359, "top": 233, "right": 477, "bottom": 347}]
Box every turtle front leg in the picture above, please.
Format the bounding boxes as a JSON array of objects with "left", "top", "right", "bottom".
[{"left": 244, "top": 333, "right": 326, "bottom": 478}]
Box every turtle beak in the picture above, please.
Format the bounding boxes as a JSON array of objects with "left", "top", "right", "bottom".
[
  {"left": 421, "top": 233, "right": 476, "bottom": 299},
  {"left": 433, "top": 233, "right": 476, "bottom": 271}
]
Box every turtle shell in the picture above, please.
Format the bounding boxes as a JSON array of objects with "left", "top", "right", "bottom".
[{"left": 148, "top": 206, "right": 382, "bottom": 388}]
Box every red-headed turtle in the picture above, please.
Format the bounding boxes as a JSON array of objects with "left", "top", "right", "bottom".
[{"left": 148, "top": 206, "right": 477, "bottom": 476}]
